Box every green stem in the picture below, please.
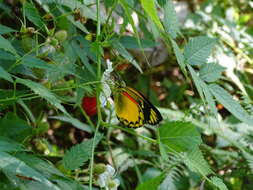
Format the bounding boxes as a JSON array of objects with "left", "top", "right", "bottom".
[{"left": 89, "top": 0, "right": 102, "bottom": 189}]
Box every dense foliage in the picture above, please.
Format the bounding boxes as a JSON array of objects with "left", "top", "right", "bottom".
[{"left": 1, "top": 0, "right": 253, "bottom": 189}]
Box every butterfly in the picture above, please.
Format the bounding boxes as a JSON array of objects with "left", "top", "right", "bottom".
[{"left": 112, "top": 86, "right": 163, "bottom": 128}]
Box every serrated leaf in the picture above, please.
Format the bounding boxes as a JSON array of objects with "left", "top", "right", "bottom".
[
  {"left": 140, "top": 0, "right": 164, "bottom": 31},
  {"left": 136, "top": 174, "right": 165, "bottom": 190},
  {"left": 184, "top": 36, "right": 216, "bottom": 66},
  {"left": 112, "top": 40, "right": 142, "bottom": 73},
  {"left": 0, "top": 66, "right": 13, "bottom": 82},
  {"left": 163, "top": 0, "right": 180, "bottom": 39},
  {"left": 199, "top": 62, "right": 225, "bottom": 82},
  {"left": 24, "top": 2, "right": 45, "bottom": 28},
  {"left": 159, "top": 121, "right": 202, "bottom": 152},
  {"left": 209, "top": 84, "right": 253, "bottom": 126},
  {"left": 210, "top": 177, "right": 228, "bottom": 190},
  {"left": 0, "top": 35, "right": 17, "bottom": 56},
  {"left": 16, "top": 78, "right": 68, "bottom": 115},
  {"left": 184, "top": 147, "right": 212, "bottom": 176},
  {"left": 50, "top": 115, "right": 92, "bottom": 133},
  {"left": 0, "top": 152, "right": 60, "bottom": 190},
  {"left": 171, "top": 39, "right": 187, "bottom": 76},
  {"left": 201, "top": 81, "right": 218, "bottom": 117},
  {"left": 63, "top": 133, "right": 102, "bottom": 170},
  {"left": 187, "top": 65, "right": 205, "bottom": 101}
]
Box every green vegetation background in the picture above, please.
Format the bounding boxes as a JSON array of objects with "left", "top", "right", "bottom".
[{"left": 0, "top": 0, "right": 253, "bottom": 189}]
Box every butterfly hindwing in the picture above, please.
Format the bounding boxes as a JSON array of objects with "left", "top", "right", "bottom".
[{"left": 114, "top": 86, "right": 162, "bottom": 127}]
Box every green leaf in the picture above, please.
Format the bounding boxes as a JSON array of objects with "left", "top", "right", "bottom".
[
  {"left": 15, "top": 153, "right": 64, "bottom": 179},
  {"left": 57, "top": 6, "right": 88, "bottom": 33},
  {"left": 210, "top": 176, "right": 228, "bottom": 190},
  {"left": 0, "top": 112, "right": 32, "bottom": 142},
  {"left": 243, "top": 152, "right": 253, "bottom": 174},
  {"left": 135, "top": 174, "right": 165, "bottom": 190},
  {"left": 0, "top": 35, "right": 17, "bottom": 56},
  {"left": 24, "top": 2, "right": 45, "bottom": 28},
  {"left": 119, "top": 36, "right": 156, "bottom": 49},
  {"left": 0, "top": 152, "right": 60, "bottom": 190},
  {"left": 184, "top": 36, "right": 216, "bottom": 66},
  {"left": 21, "top": 55, "right": 56, "bottom": 70},
  {"left": 0, "top": 66, "right": 13, "bottom": 82},
  {"left": 140, "top": 0, "right": 164, "bottom": 31},
  {"left": 112, "top": 40, "right": 142, "bottom": 73},
  {"left": 171, "top": 39, "right": 187, "bottom": 76},
  {"left": 16, "top": 78, "right": 69, "bottom": 115},
  {"left": 201, "top": 81, "right": 218, "bottom": 117},
  {"left": 0, "top": 24, "right": 17, "bottom": 35},
  {"left": 49, "top": 115, "right": 92, "bottom": 133},
  {"left": 159, "top": 121, "right": 202, "bottom": 152},
  {"left": 187, "top": 65, "right": 205, "bottom": 101},
  {"left": 71, "top": 41, "right": 96, "bottom": 77},
  {"left": 199, "top": 62, "right": 225, "bottom": 82},
  {"left": 63, "top": 133, "right": 103, "bottom": 170},
  {"left": 209, "top": 84, "right": 253, "bottom": 126},
  {"left": 0, "top": 137, "right": 24, "bottom": 152},
  {"left": 163, "top": 0, "right": 180, "bottom": 39},
  {"left": 184, "top": 147, "right": 212, "bottom": 176}
]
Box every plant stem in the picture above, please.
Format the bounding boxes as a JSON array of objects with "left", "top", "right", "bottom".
[{"left": 89, "top": 0, "right": 102, "bottom": 189}]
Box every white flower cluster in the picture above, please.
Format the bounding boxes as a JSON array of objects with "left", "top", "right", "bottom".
[{"left": 97, "top": 164, "right": 120, "bottom": 190}]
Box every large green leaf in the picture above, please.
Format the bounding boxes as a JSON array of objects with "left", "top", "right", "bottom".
[
  {"left": 24, "top": 2, "right": 45, "bottom": 29},
  {"left": 159, "top": 121, "right": 202, "bottom": 152},
  {"left": 0, "top": 66, "right": 13, "bottom": 82},
  {"left": 16, "top": 78, "right": 68, "bottom": 115},
  {"left": 0, "top": 152, "right": 60, "bottom": 190},
  {"left": 63, "top": 133, "right": 102, "bottom": 170},
  {"left": 140, "top": 0, "right": 164, "bottom": 30},
  {"left": 0, "top": 137, "right": 24, "bottom": 152},
  {"left": 15, "top": 153, "right": 64, "bottom": 179},
  {"left": 199, "top": 62, "right": 225, "bottom": 82},
  {"left": 163, "top": 0, "right": 180, "bottom": 39},
  {"left": 0, "top": 35, "right": 17, "bottom": 56},
  {"left": 0, "top": 24, "right": 17, "bottom": 35},
  {"left": 209, "top": 84, "right": 253, "bottom": 126},
  {"left": 184, "top": 36, "right": 216, "bottom": 66}
]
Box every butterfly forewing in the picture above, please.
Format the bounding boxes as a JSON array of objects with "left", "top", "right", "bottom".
[{"left": 114, "top": 86, "right": 162, "bottom": 128}]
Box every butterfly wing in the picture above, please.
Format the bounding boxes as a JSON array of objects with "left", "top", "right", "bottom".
[
  {"left": 114, "top": 87, "right": 145, "bottom": 127},
  {"left": 126, "top": 87, "right": 163, "bottom": 125},
  {"left": 113, "top": 86, "right": 162, "bottom": 127}
]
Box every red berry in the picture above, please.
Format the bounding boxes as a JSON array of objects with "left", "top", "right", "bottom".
[{"left": 82, "top": 97, "right": 97, "bottom": 116}]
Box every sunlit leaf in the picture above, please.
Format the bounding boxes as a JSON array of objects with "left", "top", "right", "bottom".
[
  {"left": 159, "top": 121, "right": 202, "bottom": 152},
  {"left": 184, "top": 36, "right": 216, "bottom": 66},
  {"left": 209, "top": 84, "right": 253, "bottom": 126},
  {"left": 199, "top": 62, "right": 225, "bottom": 82}
]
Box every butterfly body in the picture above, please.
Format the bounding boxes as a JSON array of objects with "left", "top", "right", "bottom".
[{"left": 113, "top": 86, "right": 163, "bottom": 128}]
